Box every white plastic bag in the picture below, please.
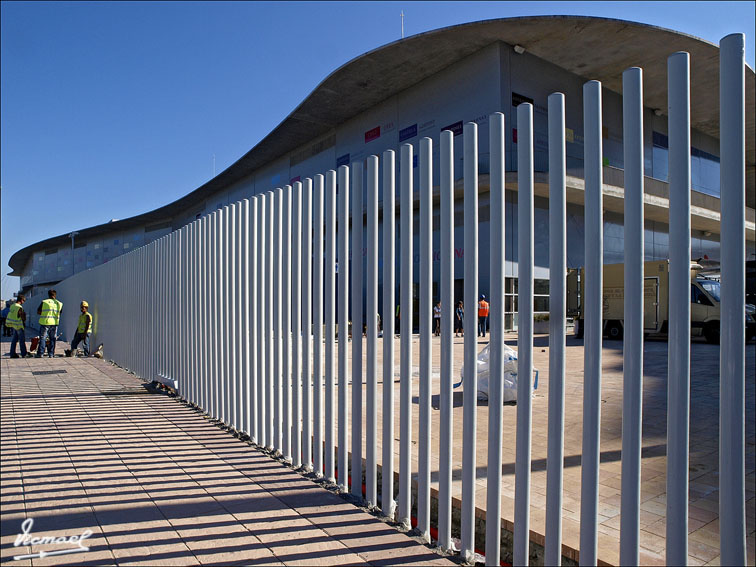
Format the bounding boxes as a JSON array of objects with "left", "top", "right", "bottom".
[{"left": 456, "top": 343, "right": 537, "bottom": 402}]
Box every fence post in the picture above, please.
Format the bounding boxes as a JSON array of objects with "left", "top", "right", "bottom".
[
  {"left": 438, "top": 131, "right": 454, "bottom": 551},
  {"left": 399, "top": 143, "right": 413, "bottom": 528},
  {"left": 461, "top": 122, "right": 478, "bottom": 563},
  {"left": 293, "top": 181, "right": 303, "bottom": 468},
  {"left": 303, "top": 177, "right": 313, "bottom": 471},
  {"left": 274, "top": 188, "right": 284, "bottom": 454},
  {"left": 719, "top": 32, "right": 747, "bottom": 566},
  {"left": 381, "top": 150, "right": 397, "bottom": 519},
  {"left": 486, "top": 112, "right": 505, "bottom": 566},
  {"left": 418, "top": 136, "right": 433, "bottom": 542},
  {"left": 366, "top": 155, "right": 379, "bottom": 508},
  {"left": 325, "top": 170, "right": 337, "bottom": 483},
  {"left": 351, "top": 161, "right": 364, "bottom": 498},
  {"left": 250, "top": 199, "right": 258, "bottom": 443},
  {"left": 580, "top": 80, "right": 604, "bottom": 567},
  {"left": 283, "top": 185, "right": 293, "bottom": 460},
  {"left": 313, "top": 174, "right": 325, "bottom": 477},
  {"left": 546, "top": 93, "right": 567, "bottom": 566},
  {"left": 337, "top": 164, "right": 351, "bottom": 492},
  {"left": 621, "top": 67, "right": 644, "bottom": 565}
]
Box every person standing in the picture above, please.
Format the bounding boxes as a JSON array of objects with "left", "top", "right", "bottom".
[
  {"left": 478, "top": 294, "right": 490, "bottom": 338},
  {"left": 455, "top": 301, "right": 464, "bottom": 337},
  {"left": 0, "top": 302, "right": 9, "bottom": 337},
  {"left": 8, "top": 294, "right": 29, "bottom": 358},
  {"left": 36, "top": 290, "right": 63, "bottom": 358},
  {"left": 68, "top": 301, "right": 92, "bottom": 357},
  {"left": 433, "top": 301, "right": 442, "bottom": 336}
]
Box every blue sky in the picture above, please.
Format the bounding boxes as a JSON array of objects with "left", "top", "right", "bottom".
[{"left": 1, "top": 1, "right": 754, "bottom": 299}]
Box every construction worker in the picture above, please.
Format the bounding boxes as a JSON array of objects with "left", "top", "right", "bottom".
[
  {"left": 8, "top": 294, "right": 29, "bottom": 358},
  {"left": 478, "top": 294, "right": 490, "bottom": 338},
  {"left": 36, "top": 289, "right": 63, "bottom": 358},
  {"left": 68, "top": 301, "right": 92, "bottom": 357}
]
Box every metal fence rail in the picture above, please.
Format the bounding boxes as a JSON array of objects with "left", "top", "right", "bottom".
[{"left": 46, "top": 37, "right": 747, "bottom": 566}]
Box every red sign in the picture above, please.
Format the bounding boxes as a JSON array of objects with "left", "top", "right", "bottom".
[{"left": 364, "top": 126, "right": 381, "bottom": 143}]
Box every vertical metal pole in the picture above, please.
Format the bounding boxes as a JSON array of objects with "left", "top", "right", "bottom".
[
  {"left": 258, "top": 195, "right": 267, "bottom": 445},
  {"left": 303, "top": 177, "right": 313, "bottom": 471},
  {"left": 486, "top": 112, "right": 505, "bottom": 566},
  {"left": 399, "top": 143, "right": 413, "bottom": 528},
  {"left": 438, "top": 131, "right": 454, "bottom": 551},
  {"left": 222, "top": 207, "right": 231, "bottom": 424},
  {"left": 338, "top": 164, "right": 350, "bottom": 492},
  {"left": 366, "top": 155, "right": 379, "bottom": 507},
  {"left": 418, "top": 136, "right": 432, "bottom": 541},
  {"left": 666, "top": 51, "right": 691, "bottom": 566},
  {"left": 546, "top": 93, "right": 567, "bottom": 567},
  {"left": 313, "top": 174, "right": 325, "bottom": 476},
  {"left": 515, "top": 103, "right": 535, "bottom": 566},
  {"left": 382, "top": 150, "right": 397, "bottom": 519},
  {"left": 351, "top": 162, "right": 364, "bottom": 499},
  {"left": 580, "top": 80, "right": 603, "bottom": 567},
  {"left": 621, "top": 67, "right": 644, "bottom": 565},
  {"left": 283, "top": 185, "right": 292, "bottom": 459},
  {"left": 719, "top": 32, "right": 747, "bottom": 566},
  {"left": 325, "top": 170, "right": 337, "bottom": 482},
  {"left": 293, "top": 181, "right": 303, "bottom": 468},
  {"left": 216, "top": 210, "right": 225, "bottom": 421},
  {"left": 239, "top": 204, "right": 247, "bottom": 431},
  {"left": 266, "top": 190, "right": 275, "bottom": 449},
  {"left": 274, "top": 188, "right": 283, "bottom": 454},
  {"left": 250, "top": 198, "right": 258, "bottom": 443},
  {"left": 228, "top": 204, "right": 237, "bottom": 429},
  {"left": 461, "top": 122, "right": 478, "bottom": 563}
]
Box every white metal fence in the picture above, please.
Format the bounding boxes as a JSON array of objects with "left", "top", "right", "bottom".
[{"left": 45, "top": 36, "right": 748, "bottom": 565}]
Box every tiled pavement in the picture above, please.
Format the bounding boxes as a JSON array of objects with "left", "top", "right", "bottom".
[
  {"left": 0, "top": 336, "right": 454, "bottom": 566},
  {"left": 2, "top": 330, "right": 754, "bottom": 566}
]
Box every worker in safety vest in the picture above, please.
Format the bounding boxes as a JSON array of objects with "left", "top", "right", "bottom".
[
  {"left": 68, "top": 301, "right": 93, "bottom": 357},
  {"left": 36, "top": 289, "right": 63, "bottom": 358},
  {"left": 8, "top": 294, "right": 29, "bottom": 358},
  {"left": 478, "top": 294, "right": 490, "bottom": 338}
]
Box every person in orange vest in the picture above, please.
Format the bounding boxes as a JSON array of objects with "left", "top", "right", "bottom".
[{"left": 478, "top": 294, "right": 490, "bottom": 338}]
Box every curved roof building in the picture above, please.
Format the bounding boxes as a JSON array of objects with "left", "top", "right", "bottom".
[{"left": 9, "top": 16, "right": 756, "bottom": 301}]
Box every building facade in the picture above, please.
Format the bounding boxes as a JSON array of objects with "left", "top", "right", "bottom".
[{"left": 9, "top": 16, "right": 756, "bottom": 330}]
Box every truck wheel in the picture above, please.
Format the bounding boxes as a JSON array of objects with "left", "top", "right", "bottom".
[
  {"left": 704, "top": 321, "right": 720, "bottom": 344},
  {"left": 607, "top": 321, "right": 623, "bottom": 340}
]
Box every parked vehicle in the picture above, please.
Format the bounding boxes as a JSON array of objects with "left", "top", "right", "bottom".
[{"left": 568, "top": 260, "right": 756, "bottom": 343}]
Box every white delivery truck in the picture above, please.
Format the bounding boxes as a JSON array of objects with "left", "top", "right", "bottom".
[{"left": 568, "top": 260, "right": 755, "bottom": 343}]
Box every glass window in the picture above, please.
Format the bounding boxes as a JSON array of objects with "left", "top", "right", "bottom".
[
  {"left": 534, "top": 279, "right": 549, "bottom": 295},
  {"left": 699, "top": 280, "right": 720, "bottom": 303},
  {"left": 534, "top": 296, "right": 550, "bottom": 312}
]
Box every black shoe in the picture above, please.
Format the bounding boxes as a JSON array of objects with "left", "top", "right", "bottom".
[{"left": 10, "top": 354, "right": 19, "bottom": 359}]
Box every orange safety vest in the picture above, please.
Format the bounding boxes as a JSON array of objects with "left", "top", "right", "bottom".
[{"left": 478, "top": 300, "right": 489, "bottom": 317}]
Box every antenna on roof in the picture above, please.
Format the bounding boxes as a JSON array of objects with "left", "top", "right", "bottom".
[{"left": 401, "top": 10, "right": 404, "bottom": 39}]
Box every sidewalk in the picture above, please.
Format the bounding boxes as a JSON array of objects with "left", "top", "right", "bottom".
[{"left": 0, "top": 337, "right": 455, "bottom": 566}]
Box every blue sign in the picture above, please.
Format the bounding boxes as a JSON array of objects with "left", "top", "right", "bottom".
[
  {"left": 399, "top": 123, "right": 418, "bottom": 142},
  {"left": 336, "top": 153, "right": 350, "bottom": 167}
]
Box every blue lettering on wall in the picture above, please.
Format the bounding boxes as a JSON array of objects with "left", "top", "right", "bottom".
[{"left": 399, "top": 123, "right": 418, "bottom": 142}]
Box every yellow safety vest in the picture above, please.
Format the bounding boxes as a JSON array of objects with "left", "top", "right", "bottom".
[
  {"left": 53, "top": 299, "right": 62, "bottom": 325},
  {"left": 39, "top": 298, "right": 60, "bottom": 326},
  {"left": 78, "top": 312, "right": 93, "bottom": 334},
  {"left": 7, "top": 304, "right": 24, "bottom": 330}
]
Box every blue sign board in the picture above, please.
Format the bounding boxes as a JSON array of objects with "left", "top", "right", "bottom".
[
  {"left": 336, "top": 153, "right": 350, "bottom": 167},
  {"left": 399, "top": 123, "right": 418, "bottom": 142}
]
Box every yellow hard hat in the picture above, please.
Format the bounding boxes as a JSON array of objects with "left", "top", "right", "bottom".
[{"left": 81, "top": 301, "right": 89, "bottom": 307}]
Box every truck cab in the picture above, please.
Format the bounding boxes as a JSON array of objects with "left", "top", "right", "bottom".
[{"left": 568, "top": 260, "right": 755, "bottom": 344}]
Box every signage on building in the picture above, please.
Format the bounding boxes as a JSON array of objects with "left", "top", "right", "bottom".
[
  {"left": 441, "top": 120, "right": 463, "bottom": 136},
  {"left": 512, "top": 92, "right": 534, "bottom": 107},
  {"left": 364, "top": 126, "right": 381, "bottom": 143},
  {"left": 399, "top": 123, "right": 418, "bottom": 142},
  {"left": 290, "top": 176, "right": 301, "bottom": 184},
  {"left": 336, "top": 153, "right": 350, "bottom": 168}
]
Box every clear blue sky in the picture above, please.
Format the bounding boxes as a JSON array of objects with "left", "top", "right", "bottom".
[{"left": 2, "top": 1, "right": 754, "bottom": 299}]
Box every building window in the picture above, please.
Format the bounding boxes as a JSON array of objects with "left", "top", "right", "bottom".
[{"left": 652, "top": 132, "right": 720, "bottom": 197}]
